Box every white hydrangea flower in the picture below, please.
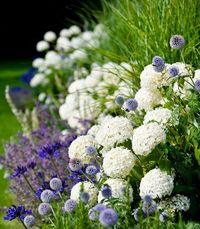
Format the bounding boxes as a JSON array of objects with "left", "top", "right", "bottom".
[
  {"left": 87, "top": 125, "right": 100, "bottom": 137},
  {"left": 70, "top": 181, "right": 98, "bottom": 207},
  {"left": 143, "top": 108, "right": 172, "bottom": 128},
  {"left": 102, "top": 62, "right": 121, "bottom": 85},
  {"left": 32, "top": 58, "right": 45, "bottom": 68},
  {"left": 56, "top": 37, "right": 71, "bottom": 52},
  {"left": 69, "top": 25, "right": 81, "bottom": 35},
  {"left": 68, "top": 79, "right": 86, "bottom": 93},
  {"left": 135, "top": 88, "right": 163, "bottom": 111},
  {"left": 132, "top": 123, "right": 166, "bottom": 156},
  {"left": 36, "top": 40, "right": 49, "bottom": 52},
  {"left": 45, "top": 51, "right": 61, "bottom": 67},
  {"left": 44, "top": 31, "right": 57, "bottom": 42},
  {"left": 68, "top": 135, "right": 96, "bottom": 164},
  {"left": 98, "top": 178, "right": 133, "bottom": 203},
  {"left": 70, "top": 37, "right": 84, "bottom": 49},
  {"left": 140, "top": 64, "right": 170, "bottom": 90},
  {"left": 95, "top": 116, "right": 134, "bottom": 149},
  {"left": 30, "top": 73, "right": 45, "bottom": 87},
  {"left": 59, "top": 29, "right": 72, "bottom": 37},
  {"left": 158, "top": 194, "right": 190, "bottom": 214},
  {"left": 69, "top": 50, "right": 88, "bottom": 61},
  {"left": 59, "top": 103, "right": 74, "bottom": 120},
  {"left": 103, "top": 147, "right": 136, "bottom": 178},
  {"left": 139, "top": 168, "right": 174, "bottom": 199},
  {"left": 114, "top": 81, "right": 133, "bottom": 97},
  {"left": 172, "top": 62, "right": 191, "bottom": 77}
]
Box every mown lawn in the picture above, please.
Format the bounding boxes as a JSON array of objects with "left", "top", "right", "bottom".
[{"left": 0, "top": 60, "right": 31, "bottom": 229}]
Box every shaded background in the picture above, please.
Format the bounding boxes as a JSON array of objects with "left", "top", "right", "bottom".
[{"left": 0, "top": 0, "right": 102, "bottom": 60}]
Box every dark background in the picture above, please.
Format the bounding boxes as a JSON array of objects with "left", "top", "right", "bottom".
[{"left": 0, "top": 0, "right": 102, "bottom": 60}]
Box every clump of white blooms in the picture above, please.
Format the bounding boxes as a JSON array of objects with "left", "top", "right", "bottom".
[
  {"left": 30, "top": 73, "right": 46, "bottom": 87},
  {"left": 87, "top": 125, "right": 100, "bottom": 138},
  {"left": 98, "top": 178, "right": 133, "bottom": 203},
  {"left": 44, "top": 31, "right": 57, "bottom": 42},
  {"left": 70, "top": 181, "right": 98, "bottom": 207},
  {"left": 95, "top": 116, "right": 134, "bottom": 149},
  {"left": 135, "top": 88, "right": 163, "bottom": 111},
  {"left": 143, "top": 107, "right": 172, "bottom": 128},
  {"left": 68, "top": 135, "right": 96, "bottom": 164},
  {"left": 139, "top": 168, "right": 174, "bottom": 199},
  {"left": 36, "top": 40, "right": 50, "bottom": 52},
  {"left": 132, "top": 123, "right": 166, "bottom": 156},
  {"left": 103, "top": 147, "right": 136, "bottom": 178},
  {"left": 158, "top": 194, "right": 190, "bottom": 214}
]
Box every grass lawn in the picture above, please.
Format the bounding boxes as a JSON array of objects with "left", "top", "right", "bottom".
[{"left": 0, "top": 60, "right": 31, "bottom": 229}]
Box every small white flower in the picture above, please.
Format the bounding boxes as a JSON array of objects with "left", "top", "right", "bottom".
[
  {"left": 32, "top": 58, "right": 45, "bottom": 68},
  {"left": 44, "top": 31, "right": 57, "bottom": 42},
  {"left": 30, "top": 73, "right": 45, "bottom": 87},
  {"left": 36, "top": 40, "right": 49, "bottom": 52}
]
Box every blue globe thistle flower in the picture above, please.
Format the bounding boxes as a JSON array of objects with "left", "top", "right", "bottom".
[
  {"left": 40, "top": 189, "right": 54, "bottom": 203},
  {"left": 50, "top": 178, "right": 63, "bottom": 191},
  {"left": 38, "top": 203, "right": 52, "bottom": 216},
  {"left": 194, "top": 80, "right": 200, "bottom": 92},
  {"left": 4, "top": 205, "right": 32, "bottom": 221},
  {"left": 85, "top": 146, "right": 97, "bottom": 155},
  {"left": 159, "top": 212, "right": 168, "bottom": 222},
  {"left": 99, "top": 208, "right": 118, "bottom": 228},
  {"left": 143, "top": 195, "right": 153, "bottom": 204},
  {"left": 11, "top": 166, "right": 27, "bottom": 179},
  {"left": 94, "top": 204, "right": 107, "bottom": 212},
  {"left": 68, "top": 158, "right": 83, "bottom": 172},
  {"left": 152, "top": 56, "right": 165, "bottom": 72},
  {"left": 170, "top": 35, "right": 185, "bottom": 49},
  {"left": 168, "top": 65, "right": 179, "bottom": 77},
  {"left": 80, "top": 192, "right": 90, "bottom": 204},
  {"left": 89, "top": 204, "right": 107, "bottom": 221},
  {"left": 115, "top": 96, "right": 124, "bottom": 106},
  {"left": 142, "top": 200, "right": 157, "bottom": 215},
  {"left": 64, "top": 199, "right": 76, "bottom": 213},
  {"left": 125, "top": 99, "right": 138, "bottom": 111},
  {"left": 23, "top": 215, "right": 35, "bottom": 227},
  {"left": 85, "top": 165, "right": 98, "bottom": 175},
  {"left": 101, "top": 186, "right": 112, "bottom": 199}
]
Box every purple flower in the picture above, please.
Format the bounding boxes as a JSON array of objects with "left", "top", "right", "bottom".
[
  {"left": 24, "top": 215, "right": 35, "bottom": 227},
  {"left": 101, "top": 186, "right": 112, "bottom": 199},
  {"left": 11, "top": 166, "right": 27, "bottom": 179},
  {"left": 80, "top": 192, "right": 90, "bottom": 204},
  {"left": 170, "top": 35, "right": 185, "bottom": 49},
  {"left": 50, "top": 178, "right": 63, "bottom": 191},
  {"left": 159, "top": 212, "right": 168, "bottom": 222},
  {"left": 142, "top": 200, "right": 157, "bottom": 215},
  {"left": 68, "top": 158, "right": 82, "bottom": 172},
  {"left": 152, "top": 56, "right": 165, "bottom": 72},
  {"left": 94, "top": 204, "right": 107, "bottom": 212},
  {"left": 142, "top": 195, "right": 153, "bottom": 204},
  {"left": 194, "top": 80, "right": 200, "bottom": 91},
  {"left": 4, "top": 205, "right": 32, "bottom": 221},
  {"left": 85, "top": 146, "right": 97, "bottom": 155},
  {"left": 38, "top": 142, "right": 61, "bottom": 159},
  {"left": 85, "top": 165, "right": 98, "bottom": 175},
  {"left": 125, "top": 99, "right": 138, "bottom": 111},
  {"left": 115, "top": 96, "right": 124, "bottom": 106},
  {"left": 168, "top": 65, "right": 179, "bottom": 77},
  {"left": 27, "top": 162, "right": 37, "bottom": 170},
  {"left": 99, "top": 208, "right": 118, "bottom": 228},
  {"left": 64, "top": 199, "right": 76, "bottom": 213},
  {"left": 38, "top": 203, "right": 52, "bottom": 216},
  {"left": 40, "top": 189, "right": 54, "bottom": 203}
]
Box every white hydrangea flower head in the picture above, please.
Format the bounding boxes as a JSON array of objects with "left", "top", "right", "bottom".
[
  {"left": 172, "top": 62, "right": 191, "bottom": 77},
  {"left": 32, "top": 58, "right": 45, "bottom": 68},
  {"left": 59, "top": 28, "right": 72, "bottom": 37},
  {"left": 158, "top": 194, "right": 190, "bottom": 214},
  {"left": 102, "top": 62, "right": 121, "bottom": 85},
  {"left": 103, "top": 147, "right": 136, "bottom": 178},
  {"left": 68, "top": 79, "right": 86, "bottom": 93},
  {"left": 36, "top": 40, "right": 49, "bottom": 52},
  {"left": 67, "top": 110, "right": 86, "bottom": 130},
  {"left": 95, "top": 116, "right": 134, "bottom": 149},
  {"left": 74, "top": 67, "right": 88, "bottom": 80},
  {"left": 87, "top": 125, "right": 100, "bottom": 138},
  {"left": 70, "top": 37, "right": 84, "bottom": 49},
  {"left": 140, "top": 64, "right": 170, "bottom": 90},
  {"left": 95, "top": 82, "right": 110, "bottom": 97},
  {"left": 44, "top": 31, "right": 57, "bottom": 42},
  {"left": 65, "top": 93, "right": 79, "bottom": 110},
  {"left": 135, "top": 88, "right": 163, "bottom": 111},
  {"left": 70, "top": 181, "right": 98, "bottom": 207},
  {"left": 81, "top": 31, "right": 94, "bottom": 41},
  {"left": 132, "top": 123, "right": 166, "bottom": 156},
  {"left": 56, "top": 37, "right": 71, "bottom": 52},
  {"left": 143, "top": 108, "right": 172, "bottom": 128},
  {"left": 45, "top": 51, "right": 61, "bottom": 67},
  {"left": 68, "top": 135, "right": 96, "bottom": 164},
  {"left": 139, "top": 168, "right": 174, "bottom": 199},
  {"left": 30, "top": 73, "right": 45, "bottom": 87},
  {"left": 115, "top": 81, "right": 133, "bottom": 97},
  {"left": 98, "top": 178, "right": 133, "bottom": 203},
  {"left": 69, "top": 25, "right": 81, "bottom": 35},
  {"left": 97, "top": 114, "right": 113, "bottom": 124},
  {"left": 69, "top": 50, "right": 88, "bottom": 61}
]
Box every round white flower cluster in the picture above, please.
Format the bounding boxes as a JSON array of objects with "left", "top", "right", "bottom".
[
  {"left": 98, "top": 178, "right": 133, "bottom": 203},
  {"left": 103, "top": 147, "right": 136, "bottom": 178},
  {"left": 95, "top": 116, "right": 134, "bottom": 149},
  {"left": 68, "top": 135, "right": 96, "bottom": 164},
  {"left": 70, "top": 181, "right": 98, "bottom": 207},
  {"left": 139, "top": 168, "right": 174, "bottom": 199},
  {"left": 143, "top": 107, "right": 172, "bottom": 128},
  {"left": 158, "top": 194, "right": 190, "bottom": 214},
  {"left": 132, "top": 123, "right": 166, "bottom": 156}
]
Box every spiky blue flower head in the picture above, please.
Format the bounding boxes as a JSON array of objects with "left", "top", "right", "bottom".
[
  {"left": 64, "top": 199, "right": 76, "bottom": 213},
  {"left": 194, "top": 80, "right": 200, "bottom": 91},
  {"left": 85, "top": 145, "right": 97, "bottom": 155},
  {"left": 4, "top": 205, "right": 32, "bottom": 221},
  {"left": 50, "top": 178, "right": 63, "bottom": 191},
  {"left": 143, "top": 195, "right": 153, "bottom": 204},
  {"left": 152, "top": 56, "right": 165, "bottom": 72},
  {"left": 68, "top": 158, "right": 82, "bottom": 172},
  {"left": 99, "top": 208, "right": 118, "bottom": 228},
  {"left": 94, "top": 204, "right": 107, "bottom": 212},
  {"left": 159, "top": 212, "right": 168, "bottom": 222},
  {"left": 38, "top": 203, "right": 52, "bottom": 216},
  {"left": 85, "top": 165, "right": 98, "bottom": 175},
  {"left": 40, "top": 189, "right": 54, "bottom": 203},
  {"left": 23, "top": 215, "right": 35, "bottom": 227},
  {"left": 101, "top": 186, "right": 112, "bottom": 199},
  {"left": 125, "top": 98, "right": 138, "bottom": 111},
  {"left": 11, "top": 166, "right": 27, "bottom": 179},
  {"left": 80, "top": 192, "right": 90, "bottom": 204},
  {"left": 115, "top": 96, "right": 124, "bottom": 106},
  {"left": 168, "top": 65, "right": 179, "bottom": 77},
  {"left": 88, "top": 204, "right": 107, "bottom": 221},
  {"left": 170, "top": 35, "right": 185, "bottom": 49},
  {"left": 142, "top": 200, "right": 157, "bottom": 215}
]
